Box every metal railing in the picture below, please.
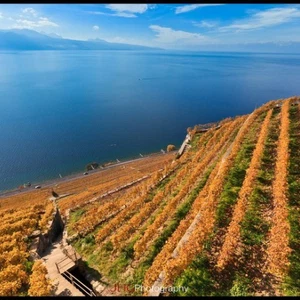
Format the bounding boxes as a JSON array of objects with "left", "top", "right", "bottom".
[
  {"left": 62, "top": 270, "right": 96, "bottom": 297},
  {"left": 55, "top": 257, "right": 75, "bottom": 274},
  {"left": 63, "top": 248, "right": 78, "bottom": 262}
]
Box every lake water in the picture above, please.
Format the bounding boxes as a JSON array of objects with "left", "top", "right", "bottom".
[{"left": 0, "top": 50, "right": 299, "bottom": 192}]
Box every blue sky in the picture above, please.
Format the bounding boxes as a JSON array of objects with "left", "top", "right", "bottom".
[{"left": 1, "top": 4, "right": 300, "bottom": 49}]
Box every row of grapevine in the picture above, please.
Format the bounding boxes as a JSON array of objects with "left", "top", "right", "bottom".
[
  {"left": 133, "top": 117, "right": 244, "bottom": 259},
  {"left": 70, "top": 123, "right": 228, "bottom": 243},
  {"left": 93, "top": 126, "right": 216, "bottom": 249},
  {"left": 129, "top": 120, "right": 244, "bottom": 254},
  {"left": 0, "top": 265, "right": 28, "bottom": 296},
  {"left": 28, "top": 260, "right": 53, "bottom": 296},
  {"left": 144, "top": 104, "right": 270, "bottom": 288},
  {"left": 0, "top": 203, "right": 52, "bottom": 296},
  {"left": 95, "top": 162, "right": 185, "bottom": 244},
  {"left": 216, "top": 109, "right": 273, "bottom": 269},
  {"left": 39, "top": 202, "right": 55, "bottom": 232},
  {"left": 110, "top": 189, "right": 168, "bottom": 248},
  {"left": 143, "top": 112, "right": 256, "bottom": 288},
  {"left": 107, "top": 162, "right": 194, "bottom": 247},
  {"left": 192, "top": 121, "right": 232, "bottom": 162},
  {"left": 266, "top": 98, "right": 292, "bottom": 277},
  {"left": 1, "top": 207, "right": 36, "bottom": 223},
  {"left": 0, "top": 212, "right": 31, "bottom": 295},
  {"left": 0, "top": 190, "right": 49, "bottom": 213},
  {"left": 58, "top": 171, "right": 154, "bottom": 213},
  {"left": 0, "top": 217, "right": 38, "bottom": 236},
  {"left": 172, "top": 107, "right": 281, "bottom": 296},
  {"left": 58, "top": 154, "right": 175, "bottom": 213},
  {"left": 73, "top": 178, "right": 152, "bottom": 236},
  {"left": 284, "top": 99, "right": 300, "bottom": 295}
]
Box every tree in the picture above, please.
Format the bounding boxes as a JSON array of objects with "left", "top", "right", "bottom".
[{"left": 167, "top": 145, "right": 176, "bottom": 152}]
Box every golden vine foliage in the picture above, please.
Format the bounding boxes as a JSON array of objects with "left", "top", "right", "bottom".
[
  {"left": 0, "top": 265, "right": 28, "bottom": 296},
  {"left": 159, "top": 107, "right": 269, "bottom": 287},
  {"left": 58, "top": 154, "right": 174, "bottom": 214},
  {"left": 134, "top": 118, "right": 243, "bottom": 259},
  {"left": 217, "top": 109, "right": 273, "bottom": 269},
  {"left": 108, "top": 163, "right": 188, "bottom": 247},
  {"left": 143, "top": 158, "right": 222, "bottom": 289},
  {"left": 39, "top": 202, "right": 55, "bottom": 231},
  {"left": 0, "top": 218, "right": 38, "bottom": 236},
  {"left": 143, "top": 104, "right": 270, "bottom": 288},
  {"left": 110, "top": 190, "right": 165, "bottom": 247},
  {"left": 74, "top": 178, "right": 153, "bottom": 236},
  {"left": 266, "top": 99, "right": 292, "bottom": 277},
  {"left": 95, "top": 163, "right": 181, "bottom": 244},
  {"left": 0, "top": 203, "right": 50, "bottom": 296},
  {"left": 28, "top": 260, "right": 52, "bottom": 296},
  {"left": 1, "top": 208, "right": 34, "bottom": 224},
  {"left": 95, "top": 190, "right": 150, "bottom": 244},
  {"left": 1, "top": 97, "right": 295, "bottom": 296}
]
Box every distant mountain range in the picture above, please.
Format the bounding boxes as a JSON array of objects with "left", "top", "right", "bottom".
[
  {"left": 0, "top": 29, "right": 300, "bottom": 53},
  {"left": 0, "top": 29, "right": 161, "bottom": 51},
  {"left": 200, "top": 41, "right": 300, "bottom": 54}
]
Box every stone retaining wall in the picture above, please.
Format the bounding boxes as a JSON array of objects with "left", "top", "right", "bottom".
[{"left": 29, "top": 203, "right": 64, "bottom": 259}]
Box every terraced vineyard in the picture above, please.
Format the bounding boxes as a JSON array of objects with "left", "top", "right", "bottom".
[
  {"left": 0, "top": 203, "right": 53, "bottom": 296},
  {"left": 0, "top": 152, "right": 174, "bottom": 296},
  {"left": 1, "top": 96, "right": 299, "bottom": 296},
  {"left": 65, "top": 96, "right": 300, "bottom": 296}
]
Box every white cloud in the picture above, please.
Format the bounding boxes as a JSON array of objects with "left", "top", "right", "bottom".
[
  {"left": 88, "top": 10, "right": 136, "bottom": 18},
  {"left": 5, "top": 8, "right": 59, "bottom": 30},
  {"left": 193, "top": 20, "right": 218, "bottom": 28},
  {"left": 22, "top": 7, "right": 37, "bottom": 17},
  {"left": 90, "top": 10, "right": 135, "bottom": 18},
  {"left": 0, "top": 12, "right": 3, "bottom": 19},
  {"left": 93, "top": 25, "right": 99, "bottom": 31},
  {"left": 14, "top": 17, "right": 58, "bottom": 29},
  {"left": 175, "top": 4, "right": 224, "bottom": 14},
  {"left": 112, "top": 12, "right": 136, "bottom": 18},
  {"left": 220, "top": 7, "right": 300, "bottom": 32},
  {"left": 149, "top": 25, "right": 210, "bottom": 45},
  {"left": 106, "top": 4, "right": 148, "bottom": 14},
  {"left": 91, "top": 4, "right": 152, "bottom": 18}
]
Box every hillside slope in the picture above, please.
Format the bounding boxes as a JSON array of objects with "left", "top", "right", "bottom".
[
  {"left": 1, "top": 96, "right": 299, "bottom": 296},
  {"left": 0, "top": 153, "right": 174, "bottom": 296},
  {"left": 66, "top": 96, "right": 300, "bottom": 296}
]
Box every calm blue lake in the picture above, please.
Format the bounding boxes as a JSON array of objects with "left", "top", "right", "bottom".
[{"left": 0, "top": 50, "right": 299, "bottom": 191}]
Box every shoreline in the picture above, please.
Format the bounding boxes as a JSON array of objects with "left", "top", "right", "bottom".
[{"left": 0, "top": 150, "right": 176, "bottom": 199}]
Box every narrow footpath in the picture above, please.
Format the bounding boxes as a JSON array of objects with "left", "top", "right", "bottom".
[{"left": 41, "top": 236, "right": 84, "bottom": 296}]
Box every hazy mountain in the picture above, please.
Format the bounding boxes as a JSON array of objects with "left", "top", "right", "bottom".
[
  {"left": 190, "top": 41, "right": 300, "bottom": 54},
  {"left": 40, "top": 31, "right": 63, "bottom": 39},
  {"left": 222, "top": 42, "right": 300, "bottom": 53},
  {"left": 0, "top": 29, "right": 161, "bottom": 51},
  {"left": 0, "top": 29, "right": 299, "bottom": 53}
]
